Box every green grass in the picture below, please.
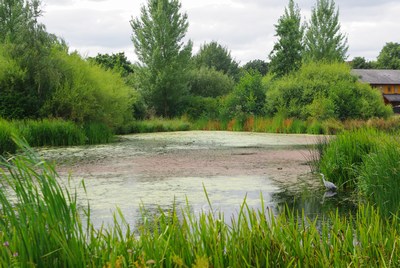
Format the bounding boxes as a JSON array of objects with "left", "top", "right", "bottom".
[
  {"left": 15, "top": 119, "right": 86, "bottom": 147},
  {"left": 119, "top": 117, "right": 191, "bottom": 134},
  {"left": 1, "top": 138, "right": 400, "bottom": 267},
  {"left": 0, "top": 119, "right": 18, "bottom": 155},
  {"left": 0, "top": 118, "right": 114, "bottom": 155}
]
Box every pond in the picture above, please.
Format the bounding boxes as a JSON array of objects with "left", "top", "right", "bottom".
[{"left": 40, "top": 131, "right": 355, "bottom": 229}]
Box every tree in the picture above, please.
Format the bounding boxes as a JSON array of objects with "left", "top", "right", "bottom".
[
  {"left": 188, "top": 67, "right": 234, "bottom": 98},
  {"left": 351, "top": 56, "right": 374, "bottom": 69},
  {"left": 130, "top": 0, "right": 192, "bottom": 117},
  {"left": 242, "top": 59, "right": 269, "bottom": 76},
  {"left": 304, "top": 0, "right": 348, "bottom": 62},
  {"left": 88, "top": 52, "right": 134, "bottom": 77},
  {"left": 269, "top": 0, "right": 304, "bottom": 77},
  {"left": 376, "top": 42, "right": 400, "bottom": 69},
  {"left": 193, "top": 41, "right": 239, "bottom": 80}
]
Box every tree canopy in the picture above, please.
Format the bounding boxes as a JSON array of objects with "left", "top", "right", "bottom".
[
  {"left": 376, "top": 42, "right": 400, "bottom": 69},
  {"left": 269, "top": 0, "right": 304, "bottom": 77},
  {"left": 131, "top": 0, "right": 192, "bottom": 117},
  {"left": 304, "top": 0, "right": 348, "bottom": 62},
  {"left": 193, "top": 41, "right": 240, "bottom": 80}
]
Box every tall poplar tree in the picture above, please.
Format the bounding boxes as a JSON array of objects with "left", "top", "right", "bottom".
[
  {"left": 304, "top": 0, "right": 348, "bottom": 62},
  {"left": 269, "top": 0, "right": 304, "bottom": 77},
  {"left": 131, "top": 0, "right": 192, "bottom": 117}
]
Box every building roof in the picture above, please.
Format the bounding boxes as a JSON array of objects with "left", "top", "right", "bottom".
[
  {"left": 383, "top": 94, "right": 400, "bottom": 102},
  {"left": 351, "top": 69, "right": 400, "bottom": 85}
]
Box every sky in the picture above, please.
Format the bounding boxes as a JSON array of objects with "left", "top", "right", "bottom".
[{"left": 40, "top": 0, "right": 400, "bottom": 65}]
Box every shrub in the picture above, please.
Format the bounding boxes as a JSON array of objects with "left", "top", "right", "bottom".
[
  {"left": 265, "top": 62, "right": 392, "bottom": 121},
  {"left": 41, "top": 51, "right": 137, "bottom": 129},
  {"left": 188, "top": 67, "right": 234, "bottom": 97},
  {"left": 222, "top": 71, "right": 266, "bottom": 119}
]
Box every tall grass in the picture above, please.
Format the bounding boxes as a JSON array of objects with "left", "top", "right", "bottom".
[
  {"left": 0, "top": 119, "right": 17, "bottom": 154},
  {"left": 0, "top": 136, "right": 89, "bottom": 266},
  {"left": 1, "top": 139, "right": 400, "bottom": 266},
  {"left": 0, "top": 118, "right": 114, "bottom": 155},
  {"left": 84, "top": 122, "right": 114, "bottom": 144},
  {"left": 319, "top": 128, "right": 390, "bottom": 189},
  {"left": 358, "top": 143, "right": 400, "bottom": 217},
  {"left": 119, "top": 117, "right": 191, "bottom": 134},
  {"left": 15, "top": 119, "right": 86, "bottom": 147}
]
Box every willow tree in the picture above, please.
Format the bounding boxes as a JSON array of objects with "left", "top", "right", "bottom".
[
  {"left": 131, "top": 0, "right": 192, "bottom": 117},
  {"left": 269, "top": 0, "right": 304, "bottom": 77},
  {"left": 304, "top": 0, "right": 348, "bottom": 62}
]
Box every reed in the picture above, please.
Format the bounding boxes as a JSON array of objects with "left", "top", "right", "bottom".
[
  {"left": 123, "top": 118, "right": 191, "bottom": 134},
  {"left": 358, "top": 143, "right": 400, "bottom": 217},
  {"left": 15, "top": 119, "right": 86, "bottom": 147},
  {"left": 318, "top": 128, "right": 389, "bottom": 189},
  {"left": 84, "top": 122, "right": 114, "bottom": 144},
  {"left": 0, "top": 119, "right": 17, "bottom": 154}
]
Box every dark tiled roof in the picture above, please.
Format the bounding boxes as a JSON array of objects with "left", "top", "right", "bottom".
[
  {"left": 383, "top": 94, "right": 400, "bottom": 102},
  {"left": 351, "top": 69, "right": 400, "bottom": 85}
]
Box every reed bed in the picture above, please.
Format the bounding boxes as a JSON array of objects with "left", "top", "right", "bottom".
[
  {"left": 0, "top": 118, "right": 114, "bottom": 154},
  {"left": 1, "top": 138, "right": 400, "bottom": 267},
  {"left": 120, "top": 118, "right": 191, "bottom": 134}
]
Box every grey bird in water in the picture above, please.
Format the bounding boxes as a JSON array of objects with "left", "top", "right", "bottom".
[{"left": 320, "top": 173, "right": 337, "bottom": 191}]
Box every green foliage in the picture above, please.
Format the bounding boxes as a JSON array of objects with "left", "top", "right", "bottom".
[
  {"left": 15, "top": 119, "right": 86, "bottom": 147},
  {"left": 41, "top": 51, "right": 136, "bottom": 129},
  {"left": 123, "top": 118, "right": 191, "bottom": 133},
  {"left": 319, "top": 129, "right": 387, "bottom": 189},
  {"left": 193, "top": 41, "right": 240, "bottom": 80},
  {"left": 0, "top": 119, "right": 17, "bottom": 154},
  {"left": 88, "top": 52, "right": 134, "bottom": 77},
  {"left": 185, "top": 96, "right": 221, "bottom": 120},
  {"left": 223, "top": 72, "right": 266, "bottom": 119},
  {"left": 0, "top": 138, "right": 89, "bottom": 266},
  {"left": 376, "top": 42, "right": 400, "bottom": 69},
  {"left": 188, "top": 67, "right": 234, "bottom": 97},
  {"left": 131, "top": 0, "right": 192, "bottom": 117},
  {"left": 351, "top": 56, "right": 374, "bottom": 69},
  {"left": 269, "top": 0, "right": 304, "bottom": 77},
  {"left": 265, "top": 62, "right": 392, "bottom": 121},
  {"left": 304, "top": 0, "right": 348, "bottom": 62},
  {"left": 358, "top": 143, "right": 400, "bottom": 217},
  {"left": 241, "top": 59, "right": 269, "bottom": 76}
]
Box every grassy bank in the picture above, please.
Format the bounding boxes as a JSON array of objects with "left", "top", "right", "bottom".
[
  {"left": 318, "top": 128, "right": 400, "bottom": 217},
  {"left": 1, "top": 139, "right": 400, "bottom": 267},
  {"left": 0, "top": 118, "right": 114, "bottom": 154}
]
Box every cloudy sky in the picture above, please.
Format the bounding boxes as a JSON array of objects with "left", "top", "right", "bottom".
[{"left": 40, "top": 0, "right": 400, "bottom": 65}]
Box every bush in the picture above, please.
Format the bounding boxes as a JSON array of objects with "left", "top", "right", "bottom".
[
  {"left": 188, "top": 67, "right": 234, "bottom": 97},
  {"left": 222, "top": 71, "right": 266, "bottom": 119},
  {"left": 41, "top": 51, "right": 137, "bottom": 129},
  {"left": 265, "top": 62, "right": 393, "bottom": 121}
]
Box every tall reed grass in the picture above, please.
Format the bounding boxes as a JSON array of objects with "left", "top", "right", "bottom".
[
  {"left": 1, "top": 138, "right": 400, "bottom": 267},
  {"left": 119, "top": 118, "right": 191, "bottom": 134},
  {"left": 0, "top": 118, "right": 114, "bottom": 155},
  {"left": 15, "top": 119, "right": 86, "bottom": 147},
  {"left": 358, "top": 143, "right": 400, "bottom": 217},
  {"left": 0, "top": 119, "right": 17, "bottom": 154}
]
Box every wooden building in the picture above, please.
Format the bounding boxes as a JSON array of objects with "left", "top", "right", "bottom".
[{"left": 351, "top": 69, "right": 400, "bottom": 113}]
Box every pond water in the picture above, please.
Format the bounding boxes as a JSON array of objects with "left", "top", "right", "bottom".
[{"left": 40, "top": 131, "right": 355, "bottom": 229}]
